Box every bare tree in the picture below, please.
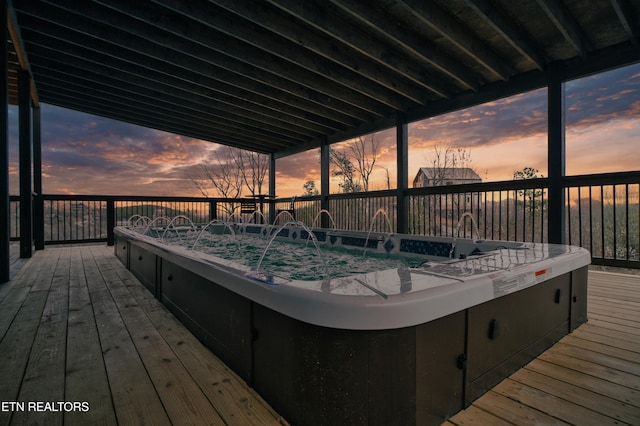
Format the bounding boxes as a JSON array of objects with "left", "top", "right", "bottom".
[
  {"left": 235, "top": 150, "right": 269, "bottom": 197},
  {"left": 189, "top": 147, "right": 269, "bottom": 218},
  {"left": 190, "top": 146, "right": 269, "bottom": 198},
  {"left": 424, "top": 144, "right": 475, "bottom": 186},
  {"left": 348, "top": 135, "right": 379, "bottom": 192},
  {"left": 329, "top": 135, "right": 380, "bottom": 193},
  {"left": 191, "top": 147, "right": 244, "bottom": 199}
]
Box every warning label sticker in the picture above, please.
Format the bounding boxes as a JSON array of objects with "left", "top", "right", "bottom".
[{"left": 489, "top": 271, "right": 536, "bottom": 297}]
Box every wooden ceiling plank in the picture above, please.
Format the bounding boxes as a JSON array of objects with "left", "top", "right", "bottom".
[
  {"left": 23, "top": 38, "right": 342, "bottom": 141},
  {"left": 26, "top": 43, "right": 334, "bottom": 139},
  {"left": 51, "top": 0, "right": 374, "bottom": 126},
  {"left": 609, "top": 0, "right": 638, "bottom": 44},
  {"left": 463, "top": 0, "right": 546, "bottom": 71},
  {"left": 211, "top": 0, "right": 447, "bottom": 101},
  {"left": 39, "top": 91, "right": 288, "bottom": 153},
  {"left": 23, "top": 2, "right": 372, "bottom": 128},
  {"left": 270, "top": 0, "right": 471, "bottom": 94},
  {"left": 535, "top": 0, "right": 594, "bottom": 56},
  {"left": 144, "top": 0, "right": 412, "bottom": 112},
  {"left": 35, "top": 75, "right": 308, "bottom": 147},
  {"left": 392, "top": 0, "right": 512, "bottom": 81}
]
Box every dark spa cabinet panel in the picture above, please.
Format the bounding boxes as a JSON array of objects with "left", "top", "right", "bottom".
[
  {"left": 160, "top": 261, "right": 253, "bottom": 381},
  {"left": 570, "top": 266, "right": 589, "bottom": 331},
  {"left": 251, "top": 304, "right": 465, "bottom": 426},
  {"left": 415, "top": 312, "right": 466, "bottom": 425},
  {"left": 129, "top": 243, "right": 159, "bottom": 297},
  {"left": 465, "top": 273, "right": 571, "bottom": 405},
  {"left": 114, "top": 236, "right": 129, "bottom": 268}
]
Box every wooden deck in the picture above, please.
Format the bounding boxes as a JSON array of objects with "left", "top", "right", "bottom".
[
  {"left": 446, "top": 270, "right": 640, "bottom": 426},
  {"left": 0, "top": 245, "right": 287, "bottom": 425},
  {"left": 1, "top": 245, "right": 639, "bottom": 425}
]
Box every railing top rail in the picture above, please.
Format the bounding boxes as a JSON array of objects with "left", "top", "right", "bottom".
[
  {"left": 563, "top": 170, "right": 640, "bottom": 186},
  {"left": 36, "top": 194, "right": 246, "bottom": 203},
  {"left": 7, "top": 171, "right": 638, "bottom": 204}
]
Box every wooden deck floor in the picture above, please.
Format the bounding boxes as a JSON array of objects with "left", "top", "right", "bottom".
[
  {"left": 0, "top": 245, "right": 288, "bottom": 425},
  {"left": 2, "top": 245, "right": 639, "bottom": 425},
  {"left": 446, "top": 270, "right": 640, "bottom": 426}
]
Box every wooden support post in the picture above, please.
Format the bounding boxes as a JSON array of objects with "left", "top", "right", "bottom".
[
  {"left": 268, "top": 154, "right": 276, "bottom": 224},
  {"left": 107, "top": 198, "right": 115, "bottom": 246},
  {"left": 1, "top": 0, "right": 10, "bottom": 282},
  {"left": 18, "top": 70, "right": 33, "bottom": 258},
  {"left": 396, "top": 113, "right": 409, "bottom": 234},
  {"left": 547, "top": 65, "right": 566, "bottom": 245},
  {"left": 33, "top": 106, "right": 44, "bottom": 250},
  {"left": 320, "top": 137, "right": 330, "bottom": 228},
  {"left": 209, "top": 200, "right": 217, "bottom": 221}
]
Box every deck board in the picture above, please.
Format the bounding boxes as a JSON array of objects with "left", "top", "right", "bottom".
[
  {"left": 89, "top": 247, "right": 227, "bottom": 425},
  {"left": 448, "top": 270, "right": 640, "bottom": 425},
  {"left": 0, "top": 248, "right": 61, "bottom": 426},
  {"left": 0, "top": 245, "right": 287, "bottom": 426},
  {"left": 98, "top": 247, "right": 285, "bottom": 425},
  {"left": 65, "top": 248, "right": 118, "bottom": 426},
  {"left": 12, "top": 248, "right": 70, "bottom": 426}
]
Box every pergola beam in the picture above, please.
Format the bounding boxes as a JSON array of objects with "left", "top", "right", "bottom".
[
  {"left": 463, "top": 0, "right": 545, "bottom": 71},
  {"left": 35, "top": 78, "right": 301, "bottom": 149},
  {"left": 7, "top": 4, "right": 38, "bottom": 106},
  {"left": 609, "top": 0, "right": 637, "bottom": 45},
  {"left": 211, "top": 0, "right": 441, "bottom": 103},
  {"left": 25, "top": 43, "right": 340, "bottom": 139},
  {"left": 392, "top": 0, "right": 512, "bottom": 81},
  {"left": 265, "top": 0, "right": 458, "bottom": 97},
  {"left": 21, "top": 17, "right": 371, "bottom": 130},
  {"left": 45, "top": 0, "right": 373, "bottom": 127},
  {"left": 322, "top": 0, "right": 478, "bottom": 92},
  {"left": 92, "top": 0, "right": 412, "bottom": 112},
  {"left": 536, "top": 0, "right": 593, "bottom": 57}
]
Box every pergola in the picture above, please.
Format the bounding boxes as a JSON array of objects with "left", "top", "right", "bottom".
[{"left": 2, "top": 0, "right": 640, "bottom": 282}]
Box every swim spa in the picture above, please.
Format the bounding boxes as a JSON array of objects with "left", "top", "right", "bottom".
[{"left": 114, "top": 216, "right": 590, "bottom": 426}]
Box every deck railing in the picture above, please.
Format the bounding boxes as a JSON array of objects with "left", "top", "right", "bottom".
[
  {"left": 9, "top": 171, "right": 640, "bottom": 268},
  {"left": 564, "top": 172, "right": 639, "bottom": 268}
]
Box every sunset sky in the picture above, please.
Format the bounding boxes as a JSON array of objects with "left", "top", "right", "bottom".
[{"left": 7, "top": 62, "right": 640, "bottom": 198}]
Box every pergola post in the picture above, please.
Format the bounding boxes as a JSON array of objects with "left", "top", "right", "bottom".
[
  {"left": 320, "top": 137, "right": 330, "bottom": 228},
  {"left": 33, "top": 105, "right": 44, "bottom": 250},
  {"left": 18, "top": 70, "right": 33, "bottom": 258},
  {"left": 1, "top": 0, "right": 9, "bottom": 282},
  {"left": 268, "top": 153, "right": 276, "bottom": 224},
  {"left": 547, "top": 64, "right": 566, "bottom": 244},
  {"left": 396, "top": 113, "right": 409, "bottom": 234}
]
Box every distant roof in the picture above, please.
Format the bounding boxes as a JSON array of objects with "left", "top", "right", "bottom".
[
  {"left": 7, "top": 0, "right": 640, "bottom": 157},
  {"left": 415, "top": 167, "right": 482, "bottom": 183}
]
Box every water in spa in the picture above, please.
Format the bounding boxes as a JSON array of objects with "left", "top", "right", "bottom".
[{"left": 130, "top": 213, "right": 414, "bottom": 281}]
